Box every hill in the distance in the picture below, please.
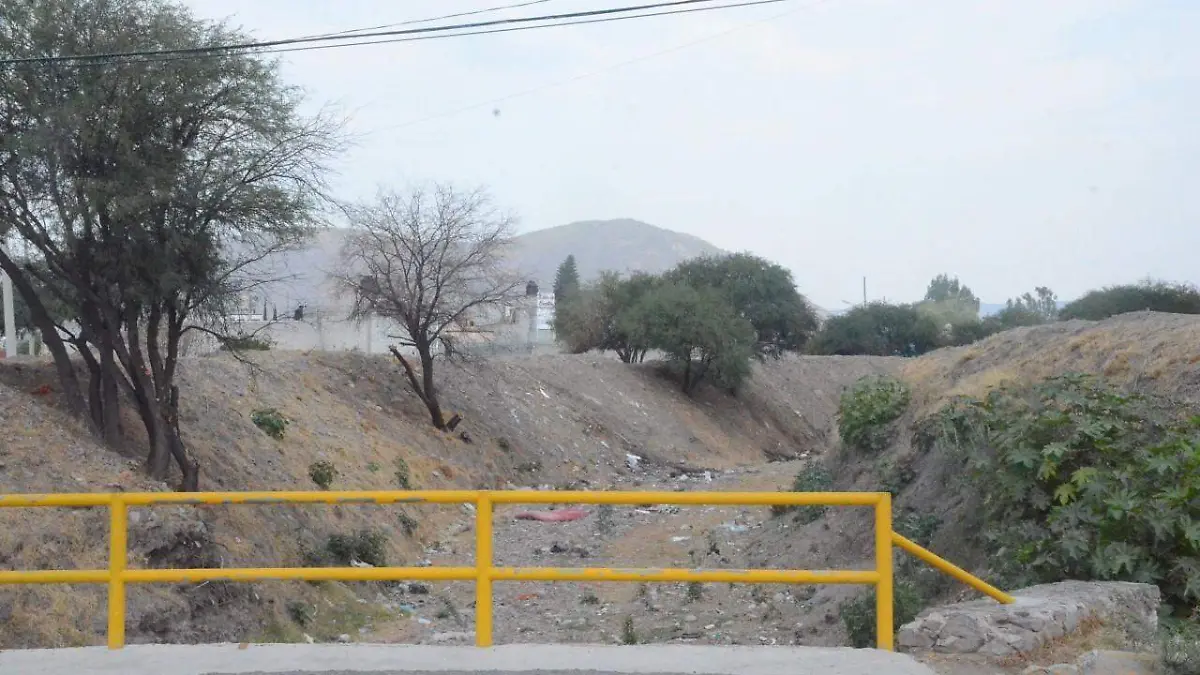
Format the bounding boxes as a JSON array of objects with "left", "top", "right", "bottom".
[
  {"left": 509, "top": 218, "right": 724, "bottom": 285},
  {"left": 248, "top": 219, "right": 723, "bottom": 313}
]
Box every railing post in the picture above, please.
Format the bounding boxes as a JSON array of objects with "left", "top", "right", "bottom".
[
  {"left": 475, "top": 493, "right": 494, "bottom": 647},
  {"left": 875, "top": 493, "right": 894, "bottom": 651},
  {"left": 107, "top": 497, "right": 128, "bottom": 650}
]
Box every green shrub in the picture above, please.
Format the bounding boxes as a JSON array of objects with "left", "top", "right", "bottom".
[
  {"left": 1162, "top": 618, "right": 1200, "bottom": 674},
  {"left": 922, "top": 373, "right": 1200, "bottom": 614},
  {"left": 286, "top": 600, "right": 314, "bottom": 627},
  {"left": 394, "top": 458, "right": 412, "bottom": 489},
  {"left": 308, "top": 460, "right": 337, "bottom": 490},
  {"left": 686, "top": 581, "right": 703, "bottom": 602},
  {"left": 838, "top": 376, "right": 911, "bottom": 452},
  {"left": 876, "top": 455, "right": 918, "bottom": 496},
  {"left": 811, "top": 302, "right": 941, "bottom": 356},
  {"left": 621, "top": 615, "right": 638, "bottom": 645},
  {"left": 839, "top": 579, "right": 926, "bottom": 648},
  {"left": 366, "top": 462, "right": 380, "bottom": 473},
  {"left": 580, "top": 591, "right": 600, "bottom": 605},
  {"left": 221, "top": 333, "right": 273, "bottom": 351},
  {"left": 771, "top": 463, "right": 834, "bottom": 522},
  {"left": 325, "top": 529, "right": 388, "bottom": 567},
  {"left": 1060, "top": 280, "right": 1200, "bottom": 321},
  {"left": 397, "top": 510, "right": 419, "bottom": 537},
  {"left": 251, "top": 408, "right": 289, "bottom": 440},
  {"left": 894, "top": 509, "right": 941, "bottom": 548}
]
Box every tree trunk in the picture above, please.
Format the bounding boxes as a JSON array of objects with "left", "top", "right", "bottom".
[
  {"left": 0, "top": 254, "right": 91, "bottom": 424},
  {"left": 389, "top": 345, "right": 445, "bottom": 430},
  {"left": 419, "top": 347, "right": 445, "bottom": 429},
  {"left": 164, "top": 385, "right": 200, "bottom": 491},
  {"left": 98, "top": 332, "right": 123, "bottom": 446}
]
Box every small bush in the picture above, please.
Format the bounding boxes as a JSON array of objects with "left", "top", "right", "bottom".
[
  {"left": 838, "top": 376, "right": 911, "bottom": 452},
  {"left": 839, "top": 580, "right": 926, "bottom": 648},
  {"left": 686, "top": 581, "right": 703, "bottom": 603},
  {"left": 286, "top": 600, "right": 314, "bottom": 627},
  {"left": 1162, "top": 618, "right": 1200, "bottom": 674},
  {"left": 394, "top": 458, "right": 412, "bottom": 490},
  {"left": 397, "top": 511, "right": 419, "bottom": 537},
  {"left": 771, "top": 463, "right": 833, "bottom": 522},
  {"left": 580, "top": 591, "right": 600, "bottom": 605},
  {"left": 251, "top": 408, "right": 289, "bottom": 440},
  {"left": 596, "top": 504, "right": 615, "bottom": 535},
  {"left": 876, "top": 456, "right": 917, "bottom": 496},
  {"left": 325, "top": 529, "right": 388, "bottom": 567},
  {"left": 621, "top": 615, "right": 638, "bottom": 645},
  {"left": 308, "top": 460, "right": 338, "bottom": 490},
  {"left": 894, "top": 509, "right": 941, "bottom": 548},
  {"left": 495, "top": 437, "right": 512, "bottom": 452},
  {"left": 367, "top": 462, "right": 380, "bottom": 473},
  {"left": 221, "top": 333, "right": 273, "bottom": 351}
]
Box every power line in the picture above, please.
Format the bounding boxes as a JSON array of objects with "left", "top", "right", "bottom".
[
  {"left": 23, "top": 0, "right": 794, "bottom": 68},
  {"left": 0, "top": 0, "right": 734, "bottom": 65},
  {"left": 374, "top": 0, "right": 833, "bottom": 133},
  {"left": 297, "top": 0, "right": 560, "bottom": 40}
]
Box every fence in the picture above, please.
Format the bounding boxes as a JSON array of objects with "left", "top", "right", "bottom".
[{"left": 0, "top": 490, "right": 1014, "bottom": 651}]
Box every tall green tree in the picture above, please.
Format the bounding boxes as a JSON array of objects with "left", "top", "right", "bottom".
[
  {"left": 0, "top": 0, "right": 342, "bottom": 489},
  {"left": 665, "top": 253, "right": 819, "bottom": 358},
  {"left": 622, "top": 282, "right": 756, "bottom": 395},
  {"left": 553, "top": 254, "right": 580, "bottom": 304},
  {"left": 994, "top": 287, "right": 1058, "bottom": 328},
  {"left": 553, "top": 271, "right": 658, "bottom": 363},
  {"left": 924, "top": 273, "right": 980, "bottom": 311}
]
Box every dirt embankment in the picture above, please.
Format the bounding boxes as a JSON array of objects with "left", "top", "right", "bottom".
[
  {"left": 0, "top": 349, "right": 893, "bottom": 648},
  {"left": 5, "top": 312, "right": 1193, "bottom": 655}
]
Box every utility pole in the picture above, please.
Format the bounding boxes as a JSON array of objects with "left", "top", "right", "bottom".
[{"left": 862, "top": 276, "right": 867, "bottom": 306}]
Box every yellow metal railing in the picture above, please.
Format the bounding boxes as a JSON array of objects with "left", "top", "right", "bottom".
[{"left": 0, "top": 490, "right": 1014, "bottom": 651}]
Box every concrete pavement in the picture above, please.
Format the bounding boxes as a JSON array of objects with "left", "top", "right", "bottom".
[{"left": 0, "top": 644, "right": 937, "bottom": 675}]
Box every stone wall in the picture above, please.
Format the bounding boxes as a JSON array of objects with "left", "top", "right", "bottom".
[{"left": 897, "top": 581, "right": 1159, "bottom": 657}]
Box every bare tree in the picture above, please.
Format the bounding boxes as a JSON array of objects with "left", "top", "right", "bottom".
[{"left": 335, "top": 185, "right": 523, "bottom": 429}]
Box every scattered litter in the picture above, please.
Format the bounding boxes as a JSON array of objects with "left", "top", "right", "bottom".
[
  {"left": 625, "top": 453, "right": 642, "bottom": 470},
  {"left": 350, "top": 559, "right": 374, "bottom": 568},
  {"left": 720, "top": 523, "right": 749, "bottom": 533},
  {"left": 671, "top": 536, "right": 691, "bottom": 543},
  {"left": 539, "top": 388, "right": 550, "bottom": 399},
  {"left": 514, "top": 592, "right": 540, "bottom": 602},
  {"left": 514, "top": 507, "right": 589, "bottom": 522},
  {"left": 416, "top": 618, "right": 432, "bottom": 626}
]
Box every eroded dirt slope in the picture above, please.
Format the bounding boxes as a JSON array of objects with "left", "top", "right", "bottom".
[{"left": 0, "top": 350, "right": 893, "bottom": 648}]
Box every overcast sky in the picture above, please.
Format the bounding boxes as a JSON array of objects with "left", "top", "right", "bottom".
[{"left": 183, "top": 0, "right": 1197, "bottom": 309}]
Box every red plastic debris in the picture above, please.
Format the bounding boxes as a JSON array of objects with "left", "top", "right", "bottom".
[
  {"left": 31, "top": 384, "right": 52, "bottom": 396},
  {"left": 513, "top": 508, "right": 589, "bottom": 522}
]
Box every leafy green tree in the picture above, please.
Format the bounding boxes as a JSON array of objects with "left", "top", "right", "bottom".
[
  {"left": 811, "top": 302, "right": 941, "bottom": 356},
  {"left": 621, "top": 282, "right": 756, "bottom": 395},
  {"left": 553, "top": 271, "right": 658, "bottom": 363},
  {"left": 552, "top": 254, "right": 581, "bottom": 304},
  {"left": 924, "top": 274, "right": 980, "bottom": 311},
  {"left": 994, "top": 286, "right": 1058, "bottom": 328},
  {"left": 1060, "top": 280, "right": 1200, "bottom": 321},
  {"left": 0, "top": 0, "right": 341, "bottom": 489},
  {"left": 664, "top": 253, "right": 819, "bottom": 358}
]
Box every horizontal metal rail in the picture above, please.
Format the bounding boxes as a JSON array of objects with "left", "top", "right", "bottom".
[{"left": 0, "top": 489, "right": 1012, "bottom": 652}]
